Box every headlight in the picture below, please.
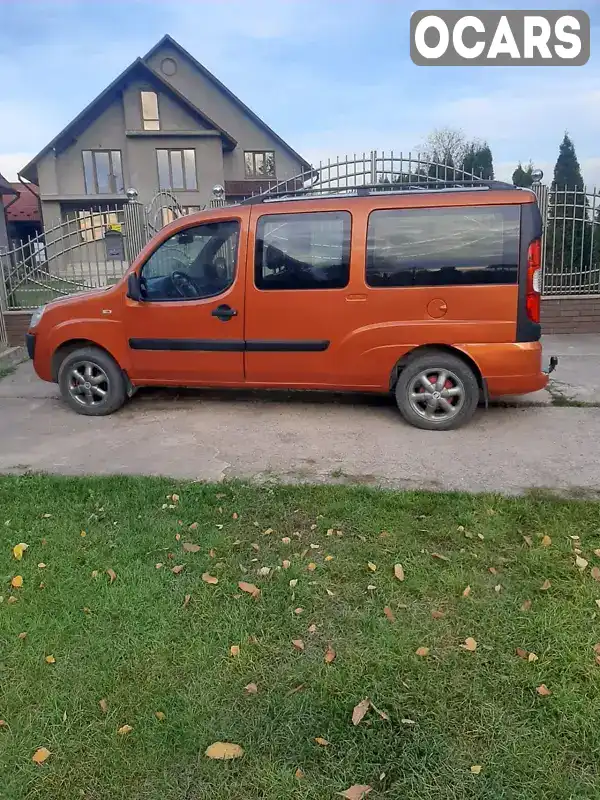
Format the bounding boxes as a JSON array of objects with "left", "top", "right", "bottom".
[{"left": 29, "top": 305, "right": 45, "bottom": 329}]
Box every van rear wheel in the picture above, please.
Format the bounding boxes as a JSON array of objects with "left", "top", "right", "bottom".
[
  {"left": 395, "top": 351, "right": 479, "bottom": 431},
  {"left": 58, "top": 347, "right": 126, "bottom": 416}
]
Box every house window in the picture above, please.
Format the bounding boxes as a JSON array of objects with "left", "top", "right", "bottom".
[
  {"left": 82, "top": 150, "right": 124, "bottom": 195},
  {"left": 65, "top": 209, "right": 121, "bottom": 243},
  {"left": 141, "top": 90, "right": 160, "bottom": 130},
  {"left": 157, "top": 149, "right": 197, "bottom": 191},
  {"left": 245, "top": 151, "right": 276, "bottom": 178}
]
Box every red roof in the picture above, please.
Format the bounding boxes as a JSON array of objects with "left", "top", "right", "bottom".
[{"left": 2, "top": 183, "right": 41, "bottom": 222}]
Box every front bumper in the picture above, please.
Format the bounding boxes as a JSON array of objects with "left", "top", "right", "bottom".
[{"left": 25, "top": 333, "right": 35, "bottom": 360}]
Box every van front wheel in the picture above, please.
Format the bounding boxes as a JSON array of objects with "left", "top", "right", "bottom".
[
  {"left": 58, "top": 347, "right": 126, "bottom": 416},
  {"left": 395, "top": 352, "right": 479, "bottom": 431}
]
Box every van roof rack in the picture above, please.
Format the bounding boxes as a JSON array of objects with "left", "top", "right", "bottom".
[{"left": 240, "top": 179, "right": 517, "bottom": 205}]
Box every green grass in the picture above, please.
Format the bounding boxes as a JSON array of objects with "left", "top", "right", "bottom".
[
  {"left": 1, "top": 476, "right": 600, "bottom": 800},
  {"left": 0, "top": 364, "right": 16, "bottom": 381},
  {"left": 10, "top": 278, "right": 83, "bottom": 308}
]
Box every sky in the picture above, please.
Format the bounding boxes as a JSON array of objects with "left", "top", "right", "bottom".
[{"left": 0, "top": 0, "right": 598, "bottom": 186}]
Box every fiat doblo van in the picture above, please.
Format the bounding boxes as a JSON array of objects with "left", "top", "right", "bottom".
[{"left": 26, "top": 183, "right": 552, "bottom": 430}]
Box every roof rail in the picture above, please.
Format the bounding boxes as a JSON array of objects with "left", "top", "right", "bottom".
[{"left": 240, "top": 179, "right": 517, "bottom": 205}]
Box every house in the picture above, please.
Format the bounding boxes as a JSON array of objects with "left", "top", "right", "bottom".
[
  {"left": 0, "top": 172, "right": 18, "bottom": 252},
  {"left": 1, "top": 182, "right": 42, "bottom": 247},
  {"left": 18, "top": 34, "right": 311, "bottom": 234}
]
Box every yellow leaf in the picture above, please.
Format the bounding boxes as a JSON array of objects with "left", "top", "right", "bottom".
[
  {"left": 205, "top": 741, "right": 244, "bottom": 760},
  {"left": 461, "top": 637, "right": 478, "bottom": 652},
  {"left": 471, "top": 765, "right": 482, "bottom": 775},
  {"left": 352, "top": 698, "right": 370, "bottom": 726},
  {"left": 315, "top": 737, "right": 330, "bottom": 746},
  {"left": 12, "top": 543, "right": 28, "bottom": 561},
  {"left": 80, "top": 530, "right": 86, "bottom": 537},
  {"left": 541, "top": 535, "right": 552, "bottom": 547},
  {"left": 106, "top": 568, "right": 117, "bottom": 583},
  {"left": 384, "top": 606, "right": 396, "bottom": 623},
  {"left": 99, "top": 698, "right": 108, "bottom": 714},
  {"left": 45, "top": 655, "right": 56, "bottom": 664},
  {"left": 117, "top": 724, "right": 133, "bottom": 735},
  {"left": 10, "top": 575, "right": 23, "bottom": 589},
  {"left": 324, "top": 644, "right": 336, "bottom": 664},
  {"left": 202, "top": 573, "right": 218, "bottom": 585},
  {"left": 244, "top": 682, "right": 258, "bottom": 695},
  {"left": 576, "top": 555, "right": 589, "bottom": 571},
  {"left": 528, "top": 652, "right": 539, "bottom": 662},
  {"left": 230, "top": 645, "right": 240, "bottom": 657},
  {"left": 536, "top": 684, "right": 551, "bottom": 696},
  {"left": 239, "top": 581, "right": 261, "bottom": 598},
  {"left": 415, "top": 646, "right": 430, "bottom": 657},
  {"left": 32, "top": 747, "right": 51, "bottom": 764},
  {"left": 462, "top": 585, "right": 471, "bottom": 598},
  {"left": 394, "top": 563, "right": 405, "bottom": 581},
  {"left": 155, "top": 711, "right": 166, "bottom": 721},
  {"left": 308, "top": 563, "right": 317, "bottom": 572},
  {"left": 540, "top": 579, "right": 551, "bottom": 590},
  {"left": 182, "top": 542, "right": 201, "bottom": 553},
  {"left": 338, "top": 784, "right": 372, "bottom": 799},
  {"left": 292, "top": 639, "right": 305, "bottom": 651},
  {"left": 367, "top": 562, "right": 377, "bottom": 572}
]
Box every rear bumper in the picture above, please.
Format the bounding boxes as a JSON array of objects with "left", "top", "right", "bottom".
[
  {"left": 25, "top": 333, "right": 35, "bottom": 360},
  {"left": 460, "top": 341, "right": 548, "bottom": 397}
]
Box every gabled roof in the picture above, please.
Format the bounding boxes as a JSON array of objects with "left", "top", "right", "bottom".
[
  {"left": 144, "top": 35, "right": 311, "bottom": 172},
  {"left": 19, "top": 57, "right": 238, "bottom": 184}
]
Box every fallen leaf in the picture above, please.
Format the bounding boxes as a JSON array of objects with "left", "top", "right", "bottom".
[
  {"left": 367, "top": 585, "right": 377, "bottom": 591},
  {"left": 540, "top": 579, "right": 551, "bottom": 590},
  {"left": 182, "top": 542, "right": 201, "bottom": 553},
  {"left": 324, "top": 644, "right": 336, "bottom": 663},
  {"left": 431, "top": 610, "right": 445, "bottom": 619},
  {"left": 461, "top": 637, "right": 478, "bottom": 652},
  {"left": 209, "top": 549, "right": 216, "bottom": 558},
  {"left": 289, "top": 579, "right": 298, "bottom": 588},
  {"left": 308, "top": 563, "right": 317, "bottom": 572},
  {"left": 32, "top": 747, "right": 51, "bottom": 764},
  {"left": 576, "top": 555, "right": 589, "bottom": 571},
  {"left": 295, "top": 767, "right": 305, "bottom": 779},
  {"left": 175, "top": 533, "right": 181, "bottom": 542},
  {"left": 367, "top": 562, "right": 377, "bottom": 572},
  {"left": 431, "top": 552, "right": 449, "bottom": 561},
  {"left": 80, "top": 530, "right": 86, "bottom": 537},
  {"left": 401, "top": 718, "right": 416, "bottom": 725},
  {"left": 281, "top": 559, "right": 291, "bottom": 570},
  {"left": 494, "top": 584, "right": 503, "bottom": 593},
  {"left": 244, "top": 682, "right": 258, "bottom": 695},
  {"left": 82, "top": 607, "right": 91, "bottom": 614},
  {"left": 325, "top": 554, "right": 334, "bottom": 562},
  {"left": 258, "top": 567, "right": 271, "bottom": 577},
  {"left": 308, "top": 623, "right": 317, "bottom": 633},
  {"left": 155, "top": 711, "right": 166, "bottom": 721},
  {"left": 155, "top": 563, "right": 163, "bottom": 570},
  {"left": 232, "top": 512, "right": 239, "bottom": 520},
  {"left": 292, "top": 639, "right": 305, "bottom": 651},
  {"left": 171, "top": 494, "right": 180, "bottom": 503},
  {"left": 595, "top": 549, "right": 600, "bottom": 558},
  {"left": 310, "top": 543, "right": 320, "bottom": 550},
  {"left": 394, "top": 563, "right": 405, "bottom": 582},
  {"left": 189, "top": 522, "right": 199, "bottom": 530},
  {"left": 91, "top": 570, "right": 99, "bottom": 578},
  {"left": 369, "top": 701, "right": 389, "bottom": 721},
  {"left": 263, "top": 528, "right": 274, "bottom": 536},
  {"left": 38, "top": 563, "right": 46, "bottom": 569},
  {"left": 294, "top": 607, "right": 304, "bottom": 615},
  {"left": 523, "top": 535, "right": 533, "bottom": 547},
  {"left": 117, "top": 724, "right": 133, "bottom": 735},
  {"left": 239, "top": 581, "right": 261, "bottom": 598},
  {"left": 471, "top": 765, "right": 482, "bottom": 775},
  {"left": 281, "top": 537, "right": 291, "bottom": 544},
  {"left": 488, "top": 567, "right": 498, "bottom": 575},
  {"left": 10, "top": 575, "right": 23, "bottom": 589},
  {"left": 0, "top": 720, "right": 7, "bottom": 728},
  {"left": 352, "top": 698, "right": 370, "bottom": 726},
  {"left": 230, "top": 645, "right": 240, "bottom": 657},
  {"left": 99, "top": 698, "right": 108, "bottom": 714},
  {"left": 202, "top": 573, "right": 218, "bottom": 585},
  {"left": 541, "top": 535, "right": 552, "bottom": 547},
  {"left": 171, "top": 565, "right": 185, "bottom": 575},
  {"left": 528, "top": 652, "right": 539, "bottom": 662},
  {"left": 415, "top": 646, "right": 430, "bottom": 657},
  {"left": 596, "top": 599, "right": 600, "bottom": 609},
  {"left": 592, "top": 567, "right": 600, "bottom": 582},
  {"left": 326, "top": 588, "right": 335, "bottom": 596},
  {"left": 7, "top": 596, "right": 17, "bottom": 604},
  {"left": 516, "top": 647, "right": 529, "bottom": 659},
  {"left": 251, "top": 543, "right": 260, "bottom": 551},
  {"left": 384, "top": 606, "right": 396, "bottom": 623},
  {"left": 42, "top": 513, "right": 52, "bottom": 519},
  {"left": 536, "top": 684, "right": 551, "bottom": 696},
  {"left": 106, "top": 568, "right": 117, "bottom": 583},
  {"left": 521, "top": 599, "right": 532, "bottom": 611},
  {"left": 183, "top": 594, "right": 191, "bottom": 608},
  {"left": 205, "top": 741, "right": 245, "bottom": 760},
  {"left": 45, "top": 655, "right": 56, "bottom": 664},
  {"left": 315, "top": 737, "right": 330, "bottom": 746},
  {"left": 12, "top": 543, "right": 28, "bottom": 561},
  {"left": 18, "top": 632, "right": 27, "bottom": 640},
  {"left": 462, "top": 585, "right": 471, "bottom": 598},
  {"left": 338, "top": 784, "right": 372, "bottom": 799}
]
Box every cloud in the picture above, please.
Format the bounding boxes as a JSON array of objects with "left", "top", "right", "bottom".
[{"left": 0, "top": 153, "right": 34, "bottom": 181}]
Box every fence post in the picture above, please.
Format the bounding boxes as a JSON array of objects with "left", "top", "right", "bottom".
[
  {"left": 123, "top": 189, "right": 148, "bottom": 263},
  {"left": 0, "top": 248, "right": 9, "bottom": 348}
]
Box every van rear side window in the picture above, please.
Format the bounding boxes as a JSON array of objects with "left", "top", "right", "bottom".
[{"left": 366, "top": 205, "right": 520, "bottom": 288}]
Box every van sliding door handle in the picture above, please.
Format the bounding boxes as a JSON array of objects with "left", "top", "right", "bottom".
[{"left": 212, "top": 304, "right": 237, "bottom": 321}]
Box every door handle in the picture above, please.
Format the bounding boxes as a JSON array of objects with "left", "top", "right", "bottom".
[{"left": 211, "top": 304, "right": 237, "bottom": 321}]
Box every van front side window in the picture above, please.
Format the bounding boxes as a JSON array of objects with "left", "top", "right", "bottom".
[
  {"left": 366, "top": 205, "right": 520, "bottom": 287},
  {"left": 255, "top": 211, "right": 351, "bottom": 290},
  {"left": 140, "top": 220, "right": 239, "bottom": 301}
]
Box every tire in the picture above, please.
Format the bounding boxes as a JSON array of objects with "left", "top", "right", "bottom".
[
  {"left": 58, "top": 347, "right": 126, "bottom": 416},
  {"left": 394, "top": 351, "right": 479, "bottom": 431}
]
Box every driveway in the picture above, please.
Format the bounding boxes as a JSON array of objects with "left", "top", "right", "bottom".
[{"left": 1, "top": 334, "right": 599, "bottom": 495}]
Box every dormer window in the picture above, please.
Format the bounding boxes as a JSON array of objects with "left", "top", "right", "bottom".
[{"left": 141, "top": 91, "right": 160, "bottom": 130}]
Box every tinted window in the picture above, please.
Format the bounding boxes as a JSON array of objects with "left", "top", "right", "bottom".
[
  {"left": 140, "top": 221, "right": 239, "bottom": 301},
  {"left": 366, "top": 205, "right": 520, "bottom": 287},
  {"left": 256, "top": 211, "right": 350, "bottom": 290}
]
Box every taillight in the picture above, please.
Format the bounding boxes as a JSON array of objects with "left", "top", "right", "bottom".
[{"left": 526, "top": 238, "right": 541, "bottom": 323}]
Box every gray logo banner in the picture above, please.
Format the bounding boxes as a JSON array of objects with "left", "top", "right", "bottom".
[{"left": 410, "top": 10, "right": 590, "bottom": 66}]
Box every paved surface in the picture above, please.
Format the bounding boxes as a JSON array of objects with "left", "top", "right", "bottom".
[{"left": 1, "top": 335, "right": 600, "bottom": 495}]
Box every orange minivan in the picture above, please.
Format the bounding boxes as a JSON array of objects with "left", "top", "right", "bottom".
[{"left": 26, "top": 183, "right": 555, "bottom": 430}]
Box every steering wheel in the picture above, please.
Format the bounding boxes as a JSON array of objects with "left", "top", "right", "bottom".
[{"left": 171, "top": 270, "right": 200, "bottom": 298}]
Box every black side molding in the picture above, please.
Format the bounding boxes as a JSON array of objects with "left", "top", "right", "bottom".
[{"left": 128, "top": 339, "right": 330, "bottom": 353}]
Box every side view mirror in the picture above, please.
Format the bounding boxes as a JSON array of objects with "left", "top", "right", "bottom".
[{"left": 127, "top": 272, "right": 142, "bottom": 301}]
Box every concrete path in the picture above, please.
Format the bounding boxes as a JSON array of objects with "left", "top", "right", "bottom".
[{"left": 0, "top": 335, "right": 599, "bottom": 495}]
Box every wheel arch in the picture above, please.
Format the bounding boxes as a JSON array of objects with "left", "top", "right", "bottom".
[
  {"left": 389, "top": 344, "right": 484, "bottom": 392},
  {"left": 51, "top": 339, "right": 122, "bottom": 382}
]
